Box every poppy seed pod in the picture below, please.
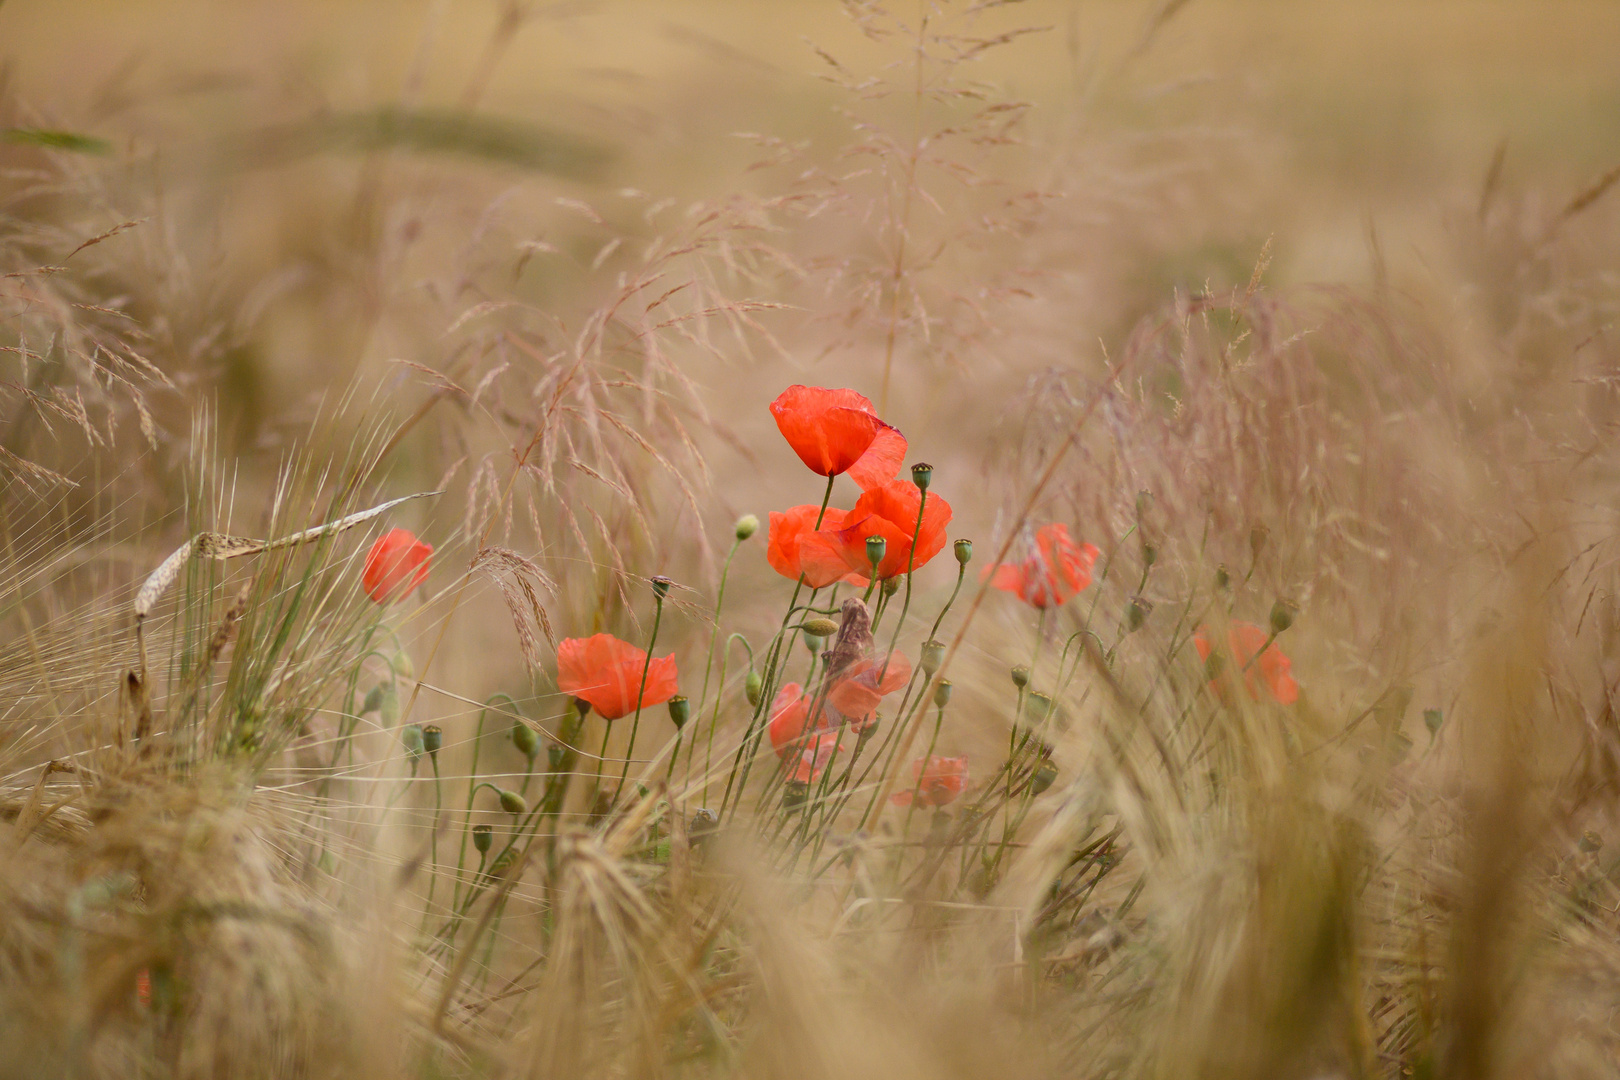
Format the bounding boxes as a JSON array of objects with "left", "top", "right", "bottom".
[
  {"left": 1025, "top": 692, "right": 1054, "bottom": 723},
  {"left": 1011, "top": 665, "right": 1031, "bottom": 689},
  {"left": 1581, "top": 830, "right": 1604, "bottom": 853},
  {"left": 362, "top": 683, "right": 387, "bottom": 715},
  {"left": 1249, "top": 524, "right": 1270, "bottom": 562},
  {"left": 802, "top": 617, "right": 839, "bottom": 638},
  {"left": 865, "top": 534, "right": 887, "bottom": 569},
  {"left": 910, "top": 462, "right": 933, "bottom": 491},
  {"left": 933, "top": 679, "right": 953, "bottom": 709},
  {"left": 1423, "top": 708, "right": 1443, "bottom": 738},
  {"left": 498, "top": 789, "right": 527, "bottom": 816},
  {"left": 882, "top": 577, "right": 900, "bottom": 597},
  {"left": 782, "top": 780, "right": 809, "bottom": 812},
  {"left": 1135, "top": 489, "right": 1153, "bottom": 519},
  {"left": 401, "top": 725, "right": 425, "bottom": 760},
  {"left": 1141, "top": 543, "right": 1158, "bottom": 568},
  {"left": 472, "top": 823, "right": 493, "bottom": 854},
  {"left": 487, "top": 848, "right": 518, "bottom": 879},
  {"left": 422, "top": 724, "right": 442, "bottom": 758},
  {"left": 745, "top": 669, "right": 763, "bottom": 707},
  {"left": 512, "top": 720, "right": 539, "bottom": 760},
  {"left": 1215, "top": 564, "right": 1231, "bottom": 590},
  {"left": 651, "top": 575, "right": 674, "bottom": 600},
  {"left": 574, "top": 697, "right": 592, "bottom": 719},
  {"left": 547, "top": 742, "right": 566, "bottom": 769},
  {"left": 1125, "top": 596, "right": 1152, "bottom": 632},
  {"left": 668, "top": 695, "right": 690, "bottom": 729},
  {"left": 954, "top": 538, "right": 973, "bottom": 566},
  {"left": 734, "top": 514, "right": 759, "bottom": 541},
  {"left": 920, "top": 639, "right": 945, "bottom": 677},
  {"left": 1269, "top": 599, "right": 1297, "bottom": 635},
  {"left": 1031, "top": 760, "right": 1058, "bottom": 795}
]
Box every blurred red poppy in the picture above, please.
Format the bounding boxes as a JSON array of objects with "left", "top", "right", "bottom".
[
  {"left": 768, "top": 683, "right": 821, "bottom": 758},
  {"left": 363, "top": 528, "right": 433, "bottom": 603},
  {"left": 135, "top": 968, "right": 152, "bottom": 1007},
  {"left": 769, "top": 385, "right": 906, "bottom": 491},
  {"left": 1193, "top": 621, "right": 1298, "bottom": 705},
  {"left": 891, "top": 755, "right": 969, "bottom": 807},
  {"left": 557, "top": 633, "right": 679, "bottom": 720},
  {"left": 767, "top": 505, "right": 865, "bottom": 588},
  {"left": 827, "top": 650, "right": 911, "bottom": 733},
  {"left": 791, "top": 729, "right": 850, "bottom": 785},
  {"left": 986, "top": 524, "right": 1098, "bottom": 609},
  {"left": 797, "top": 480, "right": 952, "bottom": 584}
]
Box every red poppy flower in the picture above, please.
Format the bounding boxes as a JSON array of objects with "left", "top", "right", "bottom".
[
  {"left": 1193, "top": 621, "right": 1298, "bottom": 705},
  {"left": 768, "top": 682, "right": 823, "bottom": 758},
  {"left": 767, "top": 505, "right": 866, "bottom": 588},
  {"left": 769, "top": 385, "right": 907, "bottom": 491},
  {"left": 986, "top": 524, "right": 1098, "bottom": 609},
  {"left": 797, "top": 480, "right": 952, "bottom": 584},
  {"left": 556, "top": 633, "right": 679, "bottom": 720},
  {"left": 891, "top": 755, "right": 969, "bottom": 807},
  {"left": 135, "top": 968, "right": 152, "bottom": 1007},
  {"left": 826, "top": 650, "right": 911, "bottom": 733},
  {"left": 791, "top": 729, "right": 851, "bottom": 785},
  {"left": 363, "top": 528, "right": 433, "bottom": 603}
]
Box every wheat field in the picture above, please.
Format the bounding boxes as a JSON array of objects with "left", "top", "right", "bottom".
[{"left": 1, "top": 1, "right": 1619, "bottom": 1077}]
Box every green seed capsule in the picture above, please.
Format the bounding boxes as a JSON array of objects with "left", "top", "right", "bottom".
[
  {"left": 1031, "top": 761, "right": 1058, "bottom": 795},
  {"left": 1024, "top": 692, "right": 1053, "bottom": 723},
  {"left": 547, "top": 742, "right": 566, "bottom": 770},
  {"left": 472, "top": 823, "right": 493, "bottom": 854},
  {"left": 920, "top": 639, "right": 945, "bottom": 677},
  {"left": 745, "top": 669, "right": 763, "bottom": 707},
  {"left": 1011, "top": 665, "right": 1031, "bottom": 689},
  {"left": 422, "top": 724, "right": 442, "bottom": 757},
  {"left": 512, "top": 720, "right": 539, "bottom": 760},
  {"left": 865, "top": 535, "right": 887, "bottom": 568},
  {"left": 668, "top": 695, "right": 690, "bottom": 729},
  {"left": 910, "top": 462, "right": 933, "bottom": 491},
  {"left": 933, "top": 679, "right": 953, "bottom": 709},
  {"left": 498, "top": 789, "right": 528, "bottom": 816},
  {"left": 1269, "top": 599, "right": 1297, "bottom": 635},
  {"left": 401, "top": 725, "right": 425, "bottom": 759},
  {"left": 954, "top": 539, "right": 973, "bottom": 566}
]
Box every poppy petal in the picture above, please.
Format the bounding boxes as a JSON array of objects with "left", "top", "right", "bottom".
[{"left": 846, "top": 423, "right": 907, "bottom": 490}]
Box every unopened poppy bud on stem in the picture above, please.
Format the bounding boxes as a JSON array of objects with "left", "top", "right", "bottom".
[
  {"left": 512, "top": 720, "right": 539, "bottom": 760},
  {"left": 1142, "top": 543, "right": 1158, "bottom": 569},
  {"left": 472, "top": 823, "right": 493, "bottom": 854},
  {"left": 401, "top": 725, "right": 425, "bottom": 760},
  {"left": 1032, "top": 760, "right": 1059, "bottom": 795},
  {"left": 910, "top": 462, "right": 933, "bottom": 492},
  {"left": 933, "top": 679, "right": 953, "bottom": 709},
  {"left": 954, "top": 539, "right": 973, "bottom": 566},
  {"left": 1125, "top": 596, "right": 1152, "bottom": 632},
  {"left": 1215, "top": 564, "right": 1231, "bottom": 591},
  {"left": 668, "top": 695, "right": 690, "bottom": 730},
  {"left": 1011, "top": 665, "right": 1031, "bottom": 689},
  {"left": 745, "top": 669, "right": 763, "bottom": 707},
  {"left": 1269, "top": 599, "right": 1297, "bottom": 635},
  {"left": 547, "top": 742, "right": 566, "bottom": 770},
  {"left": 734, "top": 514, "right": 759, "bottom": 541},
  {"left": 802, "top": 617, "right": 839, "bottom": 638},
  {"left": 920, "top": 639, "right": 945, "bottom": 677},
  {"left": 498, "top": 789, "right": 527, "bottom": 816},
  {"left": 882, "top": 577, "right": 899, "bottom": 597}
]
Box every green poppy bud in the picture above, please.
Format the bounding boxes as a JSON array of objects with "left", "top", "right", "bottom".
[
  {"left": 668, "top": 695, "right": 690, "bottom": 730},
  {"left": 1249, "top": 524, "right": 1270, "bottom": 563},
  {"left": 1031, "top": 761, "right": 1058, "bottom": 795},
  {"left": 1011, "top": 665, "right": 1031, "bottom": 689},
  {"left": 745, "top": 669, "right": 763, "bottom": 707},
  {"left": 547, "top": 742, "right": 566, "bottom": 770},
  {"left": 882, "top": 577, "right": 899, "bottom": 597},
  {"left": 782, "top": 781, "right": 808, "bottom": 812},
  {"left": 487, "top": 847, "right": 518, "bottom": 880},
  {"left": 1214, "top": 564, "right": 1231, "bottom": 590},
  {"left": 734, "top": 514, "right": 759, "bottom": 541},
  {"left": 804, "top": 633, "right": 824, "bottom": 655},
  {"left": 1141, "top": 543, "right": 1158, "bottom": 568},
  {"left": 497, "top": 789, "right": 527, "bottom": 816},
  {"left": 1025, "top": 692, "right": 1053, "bottom": 723},
  {"left": 1423, "top": 708, "right": 1443, "bottom": 739},
  {"left": 422, "top": 724, "right": 442, "bottom": 758},
  {"left": 651, "top": 575, "right": 674, "bottom": 600},
  {"left": 362, "top": 683, "right": 387, "bottom": 715},
  {"left": 377, "top": 685, "right": 401, "bottom": 725},
  {"left": 401, "top": 724, "right": 425, "bottom": 760},
  {"left": 1269, "top": 599, "right": 1297, "bottom": 635},
  {"left": 803, "top": 617, "right": 839, "bottom": 638},
  {"left": 472, "top": 823, "right": 493, "bottom": 854},
  {"left": 910, "top": 462, "right": 933, "bottom": 491},
  {"left": 865, "top": 534, "right": 887, "bottom": 569},
  {"left": 920, "top": 639, "right": 945, "bottom": 677},
  {"left": 512, "top": 720, "right": 539, "bottom": 760},
  {"left": 1125, "top": 596, "right": 1152, "bottom": 632},
  {"left": 933, "top": 679, "right": 953, "bottom": 709}
]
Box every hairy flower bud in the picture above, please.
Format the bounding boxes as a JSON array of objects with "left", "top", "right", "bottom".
[
  {"left": 745, "top": 669, "right": 763, "bottom": 707},
  {"left": 803, "top": 617, "right": 839, "bottom": 638},
  {"left": 668, "top": 695, "right": 690, "bottom": 730},
  {"left": 512, "top": 720, "right": 539, "bottom": 760},
  {"left": 498, "top": 789, "right": 528, "bottom": 816},
  {"left": 401, "top": 724, "right": 425, "bottom": 760},
  {"left": 472, "top": 823, "right": 493, "bottom": 854},
  {"left": 734, "top": 514, "right": 759, "bottom": 541}
]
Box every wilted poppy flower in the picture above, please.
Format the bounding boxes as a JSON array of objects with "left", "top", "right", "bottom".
[
  {"left": 827, "top": 651, "right": 911, "bottom": 733},
  {"left": 363, "top": 528, "right": 433, "bottom": 603},
  {"left": 767, "top": 505, "right": 865, "bottom": 588},
  {"left": 1193, "top": 621, "right": 1298, "bottom": 705},
  {"left": 986, "top": 524, "right": 1098, "bottom": 609},
  {"left": 791, "top": 729, "right": 851, "bottom": 785},
  {"left": 557, "top": 633, "right": 679, "bottom": 720},
  {"left": 891, "top": 755, "right": 969, "bottom": 807},
  {"left": 769, "top": 385, "right": 907, "bottom": 491},
  {"left": 797, "top": 480, "right": 952, "bottom": 584}
]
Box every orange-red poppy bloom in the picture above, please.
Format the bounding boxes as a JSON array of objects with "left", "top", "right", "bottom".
[
  {"left": 891, "top": 755, "right": 969, "bottom": 807},
  {"left": 1193, "top": 621, "right": 1298, "bottom": 705},
  {"left": 767, "top": 505, "right": 866, "bottom": 588},
  {"left": 826, "top": 651, "right": 911, "bottom": 733},
  {"left": 791, "top": 729, "right": 850, "bottom": 784},
  {"left": 557, "top": 634, "right": 679, "bottom": 720},
  {"left": 135, "top": 968, "right": 152, "bottom": 1007},
  {"left": 768, "top": 683, "right": 822, "bottom": 758},
  {"left": 363, "top": 528, "right": 433, "bottom": 603},
  {"left": 986, "top": 524, "right": 1099, "bottom": 609},
  {"left": 769, "top": 385, "right": 907, "bottom": 491},
  {"left": 797, "top": 480, "right": 952, "bottom": 584}
]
